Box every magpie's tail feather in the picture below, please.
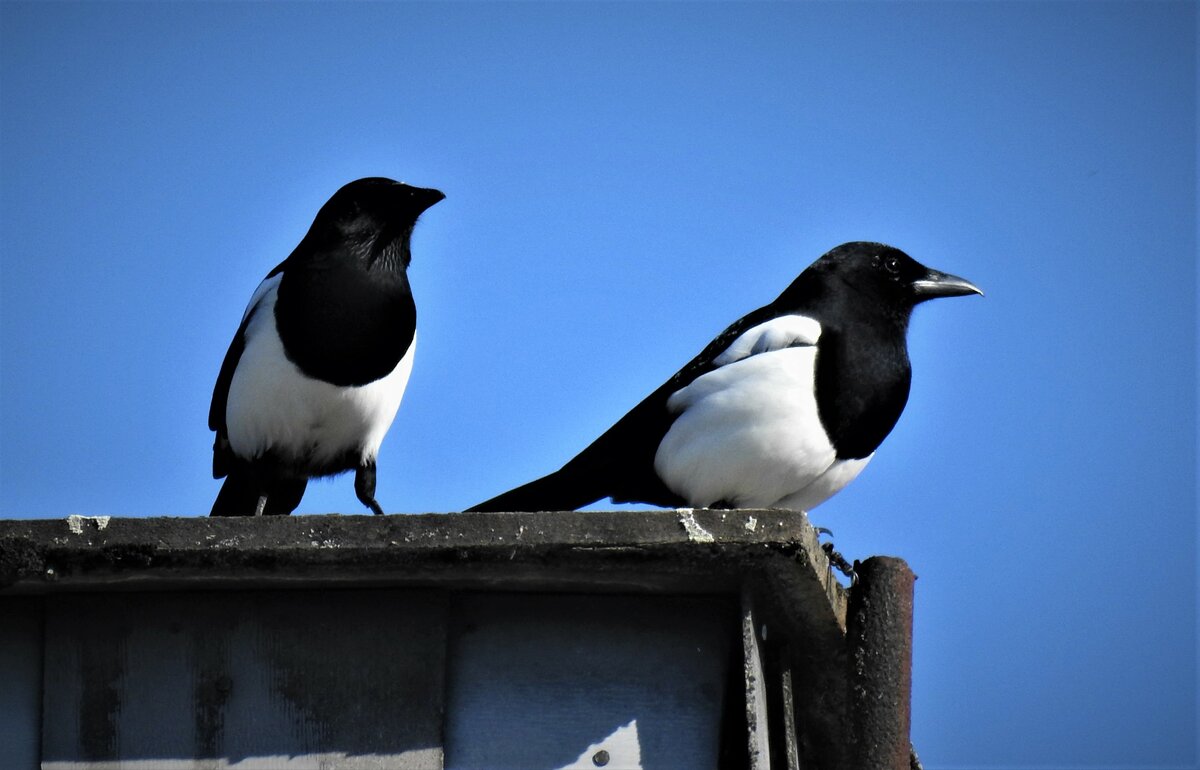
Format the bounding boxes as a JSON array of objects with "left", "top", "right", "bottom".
[
  {"left": 466, "top": 468, "right": 603, "bottom": 513},
  {"left": 210, "top": 472, "right": 308, "bottom": 517}
]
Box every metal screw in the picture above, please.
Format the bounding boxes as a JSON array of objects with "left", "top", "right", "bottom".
[{"left": 592, "top": 749, "right": 610, "bottom": 767}]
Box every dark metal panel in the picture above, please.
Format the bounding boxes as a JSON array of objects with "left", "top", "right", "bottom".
[
  {"left": 42, "top": 590, "right": 448, "bottom": 769},
  {"left": 0, "top": 597, "right": 42, "bottom": 770},
  {"left": 444, "top": 593, "right": 733, "bottom": 770}
]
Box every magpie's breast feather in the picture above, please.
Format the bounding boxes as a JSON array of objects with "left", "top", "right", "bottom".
[{"left": 224, "top": 276, "right": 415, "bottom": 475}]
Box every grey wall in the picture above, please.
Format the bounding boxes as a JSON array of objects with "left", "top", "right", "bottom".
[
  {"left": 0, "top": 598, "right": 42, "bottom": 770},
  {"left": 444, "top": 594, "right": 733, "bottom": 769},
  {"left": 3, "top": 590, "right": 736, "bottom": 770}
]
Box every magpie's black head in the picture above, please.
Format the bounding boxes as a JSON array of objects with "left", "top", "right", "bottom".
[
  {"left": 785, "top": 241, "right": 982, "bottom": 322},
  {"left": 305, "top": 177, "right": 445, "bottom": 270}
]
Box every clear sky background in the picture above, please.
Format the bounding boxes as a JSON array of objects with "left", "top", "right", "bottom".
[{"left": 1, "top": 2, "right": 1195, "bottom": 767}]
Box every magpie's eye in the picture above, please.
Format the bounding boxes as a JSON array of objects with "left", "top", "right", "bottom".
[{"left": 884, "top": 255, "right": 901, "bottom": 274}]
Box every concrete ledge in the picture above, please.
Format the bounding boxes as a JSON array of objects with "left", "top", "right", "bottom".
[
  {"left": 0, "top": 510, "right": 846, "bottom": 625},
  {"left": 0, "top": 510, "right": 881, "bottom": 769}
]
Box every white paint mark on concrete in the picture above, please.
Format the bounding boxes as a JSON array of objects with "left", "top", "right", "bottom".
[
  {"left": 66, "top": 515, "right": 111, "bottom": 535},
  {"left": 744, "top": 515, "right": 758, "bottom": 532},
  {"left": 678, "top": 510, "right": 715, "bottom": 543}
]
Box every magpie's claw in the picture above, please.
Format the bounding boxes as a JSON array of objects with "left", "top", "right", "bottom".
[{"left": 821, "top": 541, "right": 858, "bottom": 584}]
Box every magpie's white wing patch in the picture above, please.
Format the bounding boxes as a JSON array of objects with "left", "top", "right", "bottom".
[
  {"left": 714, "top": 314, "right": 821, "bottom": 366},
  {"left": 654, "top": 314, "right": 866, "bottom": 510},
  {"left": 225, "top": 279, "right": 414, "bottom": 471},
  {"left": 240, "top": 273, "right": 283, "bottom": 326}
]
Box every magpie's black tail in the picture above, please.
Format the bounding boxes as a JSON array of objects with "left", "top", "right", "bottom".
[
  {"left": 466, "top": 468, "right": 603, "bottom": 513},
  {"left": 210, "top": 472, "right": 308, "bottom": 516},
  {"left": 468, "top": 393, "right": 682, "bottom": 513}
]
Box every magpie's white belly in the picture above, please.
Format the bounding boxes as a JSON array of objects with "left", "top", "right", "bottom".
[
  {"left": 225, "top": 280, "right": 414, "bottom": 472},
  {"left": 653, "top": 346, "right": 869, "bottom": 510},
  {"left": 773, "top": 454, "right": 871, "bottom": 511}
]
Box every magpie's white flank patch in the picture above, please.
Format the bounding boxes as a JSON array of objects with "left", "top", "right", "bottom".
[
  {"left": 655, "top": 315, "right": 866, "bottom": 511},
  {"left": 225, "top": 279, "right": 414, "bottom": 469},
  {"left": 657, "top": 344, "right": 847, "bottom": 508}
]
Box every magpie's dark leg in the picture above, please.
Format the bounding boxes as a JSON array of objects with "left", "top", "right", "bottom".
[
  {"left": 816, "top": 527, "right": 858, "bottom": 582},
  {"left": 354, "top": 461, "right": 385, "bottom": 516}
]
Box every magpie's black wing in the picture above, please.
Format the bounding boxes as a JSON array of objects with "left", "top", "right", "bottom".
[
  {"left": 467, "top": 305, "right": 780, "bottom": 512},
  {"left": 208, "top": 328, "right": 245, "bottom": 479}
]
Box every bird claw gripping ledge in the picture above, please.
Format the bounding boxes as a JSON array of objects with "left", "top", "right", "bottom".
[{"left": 816, "top": 527, "right": 858, "bottom": 583}]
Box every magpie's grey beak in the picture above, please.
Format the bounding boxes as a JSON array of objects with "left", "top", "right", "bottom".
[
  {"left": 408, "top": 186, "right": 445, "bottom": 213},
  {"left": 912, "top": 268, "right": 983, "bottom": 300}
]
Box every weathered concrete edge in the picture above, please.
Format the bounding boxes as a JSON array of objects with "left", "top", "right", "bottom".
[
  {"left": 0, "top": 509, "right": 847, "bottom": 624},
  {"left": 0, "top": 509, "right": 863, "bottom": 768},
  {"left": 0, "top": 508, "right": 810, "bottom": 549}
]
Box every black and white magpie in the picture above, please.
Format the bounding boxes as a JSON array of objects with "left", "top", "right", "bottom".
[
  {"left": 469, "top": 242, "right": 980, "bottom": 513},
  {"left": 208, "top": 177, "right": 444, "bottom": 517}
]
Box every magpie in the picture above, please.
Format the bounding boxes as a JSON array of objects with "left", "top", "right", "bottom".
[
  {"left": 208, "top": 177, "right": 444, "bottom": 517},
  {"left": 468, "top": 242, "right": 980, "bottom": 513}
]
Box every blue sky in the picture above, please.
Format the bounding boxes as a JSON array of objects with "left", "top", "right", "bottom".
[{"left": 1, "top": 1, "right": 1195, "bottom": 766}]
